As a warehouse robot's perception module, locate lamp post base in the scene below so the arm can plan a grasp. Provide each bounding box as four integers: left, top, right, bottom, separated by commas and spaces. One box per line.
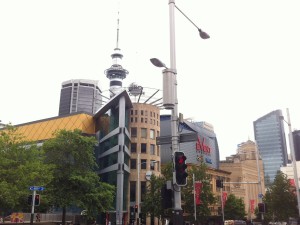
172, 209, 183, 225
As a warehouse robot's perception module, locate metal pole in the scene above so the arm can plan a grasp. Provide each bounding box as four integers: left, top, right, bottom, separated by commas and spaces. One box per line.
168, 1, 183, 224
30, 190, 36, 225
137, 153, 140, 225
286, 108, 300, 216
193, 174, 196, 221
221, 187, 224, 224
255, 146, 264, 221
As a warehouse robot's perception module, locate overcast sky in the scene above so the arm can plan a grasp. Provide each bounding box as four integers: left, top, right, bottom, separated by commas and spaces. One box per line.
1, 0, 300, 160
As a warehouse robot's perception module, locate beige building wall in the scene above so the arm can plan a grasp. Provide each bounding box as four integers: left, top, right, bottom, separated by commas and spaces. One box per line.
205, 167, 231, 217
128, 103, 161, 224
220, 140, 265, 220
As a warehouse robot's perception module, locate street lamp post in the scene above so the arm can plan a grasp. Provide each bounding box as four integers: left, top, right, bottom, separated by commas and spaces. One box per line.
281, 108, 300, 216
136, 153, 157, 225
150, 1, 209, 224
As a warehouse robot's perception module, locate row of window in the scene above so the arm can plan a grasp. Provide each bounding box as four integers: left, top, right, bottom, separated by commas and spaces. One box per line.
131, 127, 159, 139
131, 109, 159, 119
130, 142, 160, 155
130, 159, 160, 171
130, 117, 159, 126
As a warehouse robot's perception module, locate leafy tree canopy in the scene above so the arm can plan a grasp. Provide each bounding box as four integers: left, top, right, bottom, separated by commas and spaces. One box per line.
224, 194, 246, 220
182, 163, 216, 224
0, 124, 53, 213
42, 129, 115, 220
262, 171, 297, 222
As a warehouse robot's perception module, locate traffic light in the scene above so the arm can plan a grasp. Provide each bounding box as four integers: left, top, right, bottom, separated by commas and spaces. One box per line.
258, 203, 265, 213
161, 184, 173, 209
27, 195, 33, 205
139, 213, 146, 225
134, 204, 138, 213
35, 194, 40, 206
129, 206, 135, 223
174, 151, 188, 186
27, 194, 40, 206
216, 179, 223, 188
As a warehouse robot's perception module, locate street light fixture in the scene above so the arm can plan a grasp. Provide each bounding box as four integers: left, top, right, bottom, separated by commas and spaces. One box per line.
280, 108, 300, 217
136, 153, 158, 225
150, 1, 209, 224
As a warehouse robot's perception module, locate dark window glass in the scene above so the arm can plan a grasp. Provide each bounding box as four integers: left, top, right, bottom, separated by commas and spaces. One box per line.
131, 143, 137, 153
131, 127, 137, 137
141, 143, 147, 153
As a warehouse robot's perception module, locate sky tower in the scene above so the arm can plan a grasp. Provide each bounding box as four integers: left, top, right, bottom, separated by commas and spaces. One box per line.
104, 15, 129, 98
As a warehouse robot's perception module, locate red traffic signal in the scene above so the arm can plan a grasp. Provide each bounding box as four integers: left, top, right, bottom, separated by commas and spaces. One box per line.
35, 194, 40, 206
258, 203, 265, 213
174, 151, 188, 186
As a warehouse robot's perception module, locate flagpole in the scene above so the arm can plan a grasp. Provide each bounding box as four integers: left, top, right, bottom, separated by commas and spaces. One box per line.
193, 174, 196, 221
221, 187, 224, 224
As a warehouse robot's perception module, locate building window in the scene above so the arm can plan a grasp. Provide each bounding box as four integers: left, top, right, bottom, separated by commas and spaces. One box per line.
130, 181, 136, 202
150, 160, 156, 170
131, 143, 137, 153
150, 129, 155, 139
141, 143, 147, 153
131, 110, 133, 115
145, 118, 148, 123
141, 181, 146, 201
135, 110, 138, 115
141, 128, 147, 138
131, 159, 137, 169
141, 110, 144, 115
157, 146, 160, 156
141, 118, 144, 123
145, 110, 148, 116
131, 127, 137, 137
150, 144, 155, 155
130, 117, 133, 123
141, 159, 147, 169
150, 111, 152, 117
135, 117, 138, 122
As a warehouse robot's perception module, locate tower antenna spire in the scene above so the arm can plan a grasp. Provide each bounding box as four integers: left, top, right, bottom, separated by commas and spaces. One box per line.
116, 11, 120, 49
104, 6, 129, 98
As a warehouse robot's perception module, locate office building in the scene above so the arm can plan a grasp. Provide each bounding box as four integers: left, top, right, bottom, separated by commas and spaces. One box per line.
253, 109, 288, 185
220, 140, 265, 220
58, 79, 102, 116
160, 116, 220, 169
292, 130, 300, 161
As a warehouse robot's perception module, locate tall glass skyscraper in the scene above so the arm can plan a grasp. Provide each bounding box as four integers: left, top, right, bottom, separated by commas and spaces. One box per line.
253, 109, 288, 185
58, 79, 102, 116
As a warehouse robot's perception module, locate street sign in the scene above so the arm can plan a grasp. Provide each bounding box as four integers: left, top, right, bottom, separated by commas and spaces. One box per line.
29, 186, 45, 191
156, 132, 198, 145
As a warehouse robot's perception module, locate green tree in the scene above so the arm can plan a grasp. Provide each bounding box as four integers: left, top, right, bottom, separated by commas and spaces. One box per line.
42, 129, 115, 224
224, 194, 246, 220
182, 163, 216, 224
141, 175, 165, 225
0, 124, 53, 214
261, 171, 297, 223
140, 162, 173, 224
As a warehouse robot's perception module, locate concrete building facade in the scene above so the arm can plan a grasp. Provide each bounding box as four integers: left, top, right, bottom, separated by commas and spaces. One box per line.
58, 79, 102, 116
220, 140, 265, 220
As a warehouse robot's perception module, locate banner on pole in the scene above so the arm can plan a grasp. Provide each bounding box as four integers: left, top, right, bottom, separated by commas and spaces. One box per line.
250, 199, 255, 213
222, 192, 228, 206
195, 182, 202, 205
